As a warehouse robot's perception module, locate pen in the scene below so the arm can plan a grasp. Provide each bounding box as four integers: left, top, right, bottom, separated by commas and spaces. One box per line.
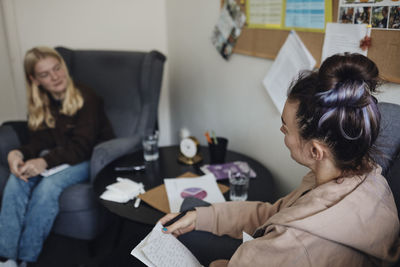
204, 131, 212, 144
211, 131, 218, 145
114, 165, 145, 172
163, 210, 188, 227
134, 197, 141, 208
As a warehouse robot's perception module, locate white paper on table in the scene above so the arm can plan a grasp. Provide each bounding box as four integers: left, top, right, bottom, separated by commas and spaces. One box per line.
40, 164, 70, 177
243, 231, 254, 243
100, 178, 144, 203
99, 190, 131, 203
164, 173, 226, 213
131, 222, 202, 267
262, 30, 316, 114
106, 178, 143, 198
321, 23, 370, 63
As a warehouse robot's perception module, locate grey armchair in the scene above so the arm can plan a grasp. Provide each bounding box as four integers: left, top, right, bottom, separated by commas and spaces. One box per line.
0, 47, 166, 240
375, 102, 400, 220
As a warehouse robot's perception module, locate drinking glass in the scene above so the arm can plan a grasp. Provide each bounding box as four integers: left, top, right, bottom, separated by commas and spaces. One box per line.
229, 170, 250, 201
142, 131, 159, 161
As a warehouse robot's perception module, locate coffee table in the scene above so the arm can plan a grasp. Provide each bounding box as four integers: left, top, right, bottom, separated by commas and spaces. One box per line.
93, 145, 277, 225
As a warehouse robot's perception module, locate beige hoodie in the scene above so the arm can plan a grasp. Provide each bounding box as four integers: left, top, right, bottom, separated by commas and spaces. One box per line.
195, 166, 400, 267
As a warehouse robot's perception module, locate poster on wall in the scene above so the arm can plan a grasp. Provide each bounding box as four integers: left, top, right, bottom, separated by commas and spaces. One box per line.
246, 0, 333, 32
211, 0, 246, 60
338, 0, 400, 30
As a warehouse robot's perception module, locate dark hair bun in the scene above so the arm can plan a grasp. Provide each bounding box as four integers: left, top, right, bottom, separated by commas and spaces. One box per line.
287, 53, 381, 175
318, 53, 379, 94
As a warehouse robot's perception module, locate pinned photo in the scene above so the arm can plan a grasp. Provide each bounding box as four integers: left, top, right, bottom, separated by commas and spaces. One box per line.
354, 7, 371, 24
389, 6, 400, 29
211, 0, 246, 60
339, 7, 355, 23
372, 6, 389, 28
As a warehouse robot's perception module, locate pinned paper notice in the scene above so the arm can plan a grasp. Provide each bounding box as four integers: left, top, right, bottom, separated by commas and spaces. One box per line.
322, 23, 370, 63
262, 30, 316, 114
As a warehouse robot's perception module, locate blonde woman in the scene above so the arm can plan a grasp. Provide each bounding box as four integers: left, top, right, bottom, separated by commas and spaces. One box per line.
0, 46, 114, 266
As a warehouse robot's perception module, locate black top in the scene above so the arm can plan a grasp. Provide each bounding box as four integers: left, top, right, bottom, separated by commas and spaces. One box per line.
19, 85, 114, 168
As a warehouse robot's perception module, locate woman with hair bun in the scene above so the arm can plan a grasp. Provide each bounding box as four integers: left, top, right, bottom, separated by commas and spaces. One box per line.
160, 53, 400, 266
0, 46, 114, 266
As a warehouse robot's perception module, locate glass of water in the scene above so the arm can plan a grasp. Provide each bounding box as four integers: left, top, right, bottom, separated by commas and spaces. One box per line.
229, 170, 250, 201
142, 131, 159, 161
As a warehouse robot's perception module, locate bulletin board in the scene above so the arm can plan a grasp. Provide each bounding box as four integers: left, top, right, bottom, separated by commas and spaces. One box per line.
223, 0, 400, 84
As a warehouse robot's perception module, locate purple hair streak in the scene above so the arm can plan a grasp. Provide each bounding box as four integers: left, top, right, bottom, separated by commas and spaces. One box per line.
287, 53, 381, 174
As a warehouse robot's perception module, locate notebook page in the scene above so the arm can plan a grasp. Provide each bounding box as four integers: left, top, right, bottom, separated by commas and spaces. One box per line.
132, 222, 202, 267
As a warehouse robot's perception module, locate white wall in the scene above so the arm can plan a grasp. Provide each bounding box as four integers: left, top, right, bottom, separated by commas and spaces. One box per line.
1, 0, 172, 145
166, 0, 400, 194
2, 0, 400, 195
0, 2, 19, 122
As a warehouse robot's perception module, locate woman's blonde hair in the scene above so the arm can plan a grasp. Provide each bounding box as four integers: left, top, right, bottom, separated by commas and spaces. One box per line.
24, 46, 83, 130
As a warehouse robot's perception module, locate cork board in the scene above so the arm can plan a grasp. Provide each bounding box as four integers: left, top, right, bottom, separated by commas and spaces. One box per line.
225, 0, 400, 84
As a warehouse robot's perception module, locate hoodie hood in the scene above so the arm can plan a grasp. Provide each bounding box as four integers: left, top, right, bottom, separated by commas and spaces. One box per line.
267, 166, 400, 263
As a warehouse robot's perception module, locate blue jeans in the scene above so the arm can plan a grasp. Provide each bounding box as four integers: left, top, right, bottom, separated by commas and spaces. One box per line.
0, 161, 89, 262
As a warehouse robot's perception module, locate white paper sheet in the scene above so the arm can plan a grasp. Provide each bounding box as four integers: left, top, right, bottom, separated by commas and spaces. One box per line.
40, 164, 70, 177
262, 30, 316, 114
164, 174, 226, 213
247, 0, 282, 26
131, 222, 202, 267
242, 231, 254, 243
100, 178, 144, 203
321, 23, 369, 63
285, 0, 326, 30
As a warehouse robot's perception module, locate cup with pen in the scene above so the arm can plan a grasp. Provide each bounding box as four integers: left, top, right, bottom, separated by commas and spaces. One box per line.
205, 131, 228, 164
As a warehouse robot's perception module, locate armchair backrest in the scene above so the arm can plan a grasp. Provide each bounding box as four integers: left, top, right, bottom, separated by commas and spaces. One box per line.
55, 47, 166, 139
374, 102, 400, 176
375, 102, 400, 220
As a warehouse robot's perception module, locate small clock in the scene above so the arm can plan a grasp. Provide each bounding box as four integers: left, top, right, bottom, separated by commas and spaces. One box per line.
178, 136, 203, 165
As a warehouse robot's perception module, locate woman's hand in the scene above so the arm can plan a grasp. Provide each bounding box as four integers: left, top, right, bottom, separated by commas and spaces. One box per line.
7, 150, 24, 177
159, 210, 197, 237
19, 158, 48, 182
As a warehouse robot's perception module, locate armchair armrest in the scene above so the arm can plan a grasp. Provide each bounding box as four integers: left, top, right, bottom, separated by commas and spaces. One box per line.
90, 135, 142, 182
0, 124, 22, 167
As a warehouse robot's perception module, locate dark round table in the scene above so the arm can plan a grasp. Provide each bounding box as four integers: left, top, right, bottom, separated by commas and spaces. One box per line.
94, 145, 277, 225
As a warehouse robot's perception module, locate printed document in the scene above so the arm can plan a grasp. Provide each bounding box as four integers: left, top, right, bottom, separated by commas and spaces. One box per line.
247, 0, 282, 27
263, 30, 316, 114
322, 23, 369, 63
164, 173, 226, 213
41, 164, 70, 177
131, 222, 202, 267
285, 0, 327, 30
